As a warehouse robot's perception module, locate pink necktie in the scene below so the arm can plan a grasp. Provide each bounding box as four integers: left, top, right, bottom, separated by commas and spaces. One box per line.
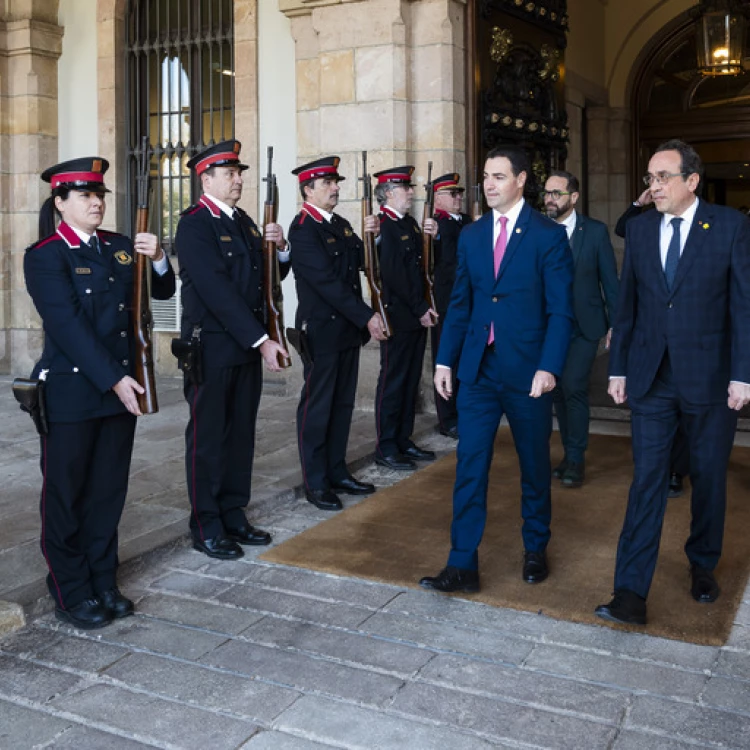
488, 216, 508, 344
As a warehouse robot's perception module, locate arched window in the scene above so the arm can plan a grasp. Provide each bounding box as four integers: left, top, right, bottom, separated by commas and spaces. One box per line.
126, 0, 234, 254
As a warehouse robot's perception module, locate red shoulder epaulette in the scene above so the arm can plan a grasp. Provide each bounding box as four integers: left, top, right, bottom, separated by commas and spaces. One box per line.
433, 209, 450, 220
27, 234, 58, 251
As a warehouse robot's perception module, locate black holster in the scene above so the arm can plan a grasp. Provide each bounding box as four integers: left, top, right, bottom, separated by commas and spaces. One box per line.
12, 378, 48, 436
286, 326, 312, 366
171, 326, 204, 385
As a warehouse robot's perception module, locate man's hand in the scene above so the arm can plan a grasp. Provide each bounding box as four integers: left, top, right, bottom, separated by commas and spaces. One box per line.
434, 367, 452, 400
728, 382, 750, 411
422, 218, 438, 237
529, 370, 555, 398
264, 222, 287, 250
367, 313, 388, 341
420, 308, 438, 328
134, 232, 164, 262
635, 188, 653, 208
113, 376, 145, 416
259, 339, 289, 372
604, 328, 613, 350
364, 214, 380, 237
608, 376, 627, 405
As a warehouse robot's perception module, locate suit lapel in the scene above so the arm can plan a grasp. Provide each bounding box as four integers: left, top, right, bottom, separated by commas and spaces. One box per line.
494, 201, 530, 285
671, 200, 712, 295
570, 214, 584, 265
640, 210, 669, 296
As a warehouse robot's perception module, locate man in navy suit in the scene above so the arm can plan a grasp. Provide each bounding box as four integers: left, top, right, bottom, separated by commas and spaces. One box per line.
419, 146, 574, 592
596, 139, 750, 626
544, 171, 619, 488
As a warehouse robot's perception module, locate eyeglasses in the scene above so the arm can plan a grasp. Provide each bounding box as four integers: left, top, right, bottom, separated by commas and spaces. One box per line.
540, 190, 571, 200
642, 172, 686, 186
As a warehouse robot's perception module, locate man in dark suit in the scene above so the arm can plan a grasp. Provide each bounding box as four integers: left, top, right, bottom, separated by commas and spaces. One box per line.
544, 171, 619, 488
596, 139, 750, 626
288, 156, 387, 512
374, 166, 438, 471
175, 140, 289, 560
431, 173, 473, 440
419, 146, 574, 593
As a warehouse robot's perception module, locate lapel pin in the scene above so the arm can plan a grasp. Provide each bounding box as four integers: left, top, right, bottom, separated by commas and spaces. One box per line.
515, 228, 521, 234
702, 222, 710, 229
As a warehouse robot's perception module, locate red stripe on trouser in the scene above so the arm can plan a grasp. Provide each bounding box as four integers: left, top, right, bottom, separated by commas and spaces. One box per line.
376, 341, 389, 456
40, 435, 65, 609
298, 363, 315, 490
190, 384, 205, 540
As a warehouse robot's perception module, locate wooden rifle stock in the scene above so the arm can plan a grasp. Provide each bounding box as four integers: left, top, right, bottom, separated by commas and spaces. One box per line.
360, 152, 392, 338
421, 161, 437, 311
262, 146, 292, 368
132, 137, 159, 415
472, 166, 482, 219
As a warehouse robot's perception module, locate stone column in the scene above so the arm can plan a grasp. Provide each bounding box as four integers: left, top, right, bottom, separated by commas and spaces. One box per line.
0, 2, 63, 374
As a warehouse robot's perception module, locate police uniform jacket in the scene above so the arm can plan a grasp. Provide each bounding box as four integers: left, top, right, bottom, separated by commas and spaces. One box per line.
24, 221, 176, 423
176, 195, 290, 368
378, 207, 430, 332
433, 209, 472, 315
289, 202, 373, 356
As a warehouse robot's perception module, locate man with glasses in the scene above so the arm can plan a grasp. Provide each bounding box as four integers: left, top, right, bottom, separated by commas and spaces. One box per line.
373, 166, 438, 470
596, 139, 750, 626
543, 171, 618, 488
431, 173, 474, 439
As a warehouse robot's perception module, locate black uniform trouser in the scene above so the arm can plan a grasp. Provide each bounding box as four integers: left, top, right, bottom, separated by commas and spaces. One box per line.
184, 361, 262, 541
431, 318, 458, 431
40, 412, 136, 610
297, 346, 360, 491
375, 328, 427, 457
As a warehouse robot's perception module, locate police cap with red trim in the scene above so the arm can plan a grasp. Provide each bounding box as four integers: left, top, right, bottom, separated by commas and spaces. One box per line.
432, 172, 465, 193
187, 140, 248, 175
373, 165, 415, 186
292, 156, 345, 183
41, 157, 111, 193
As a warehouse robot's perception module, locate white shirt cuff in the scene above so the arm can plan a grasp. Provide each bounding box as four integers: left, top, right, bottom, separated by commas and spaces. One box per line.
152, 254, 170, 276
252, 334, 269, 349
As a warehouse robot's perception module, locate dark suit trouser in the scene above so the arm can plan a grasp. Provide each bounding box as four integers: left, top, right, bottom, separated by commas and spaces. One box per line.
431, 319, 459, 431
447, 348, 553, 571
552, 333, 599, 463
297, 346, 360, 491
375, 328, 427, 457
184, 362, 261, 541
614, 358, 737, 599
40, 413, 136, 609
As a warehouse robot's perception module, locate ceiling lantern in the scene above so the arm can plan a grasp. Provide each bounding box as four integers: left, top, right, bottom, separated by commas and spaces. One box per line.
695, 0, 748, 76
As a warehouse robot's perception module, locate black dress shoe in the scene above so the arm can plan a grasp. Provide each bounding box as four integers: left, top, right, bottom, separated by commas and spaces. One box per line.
439, 425, 459, 440
330, 476, 376, 495
690, 564, 720, 603
595, 589, 647, 625
561, 461, 584, 488
401, 445, 436, 461
100, 588, 134, 619
305, 489, 343, 511
375, 454, 416, 471
55, 598, 112, 630
668, 472, 683, 498
419, 566, 480, 593
226, 523, 272, 546
193, 535, 244, 560
522, 551, 549, 583
552, 459, 568, 479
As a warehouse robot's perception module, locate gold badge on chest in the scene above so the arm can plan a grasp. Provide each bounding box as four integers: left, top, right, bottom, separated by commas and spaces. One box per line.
251, 228, 261, 238
344, 227, 353, 237
114, 250, 133, 265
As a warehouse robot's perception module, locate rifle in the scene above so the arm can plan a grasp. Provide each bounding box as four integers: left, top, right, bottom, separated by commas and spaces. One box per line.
262, 146, 292, 368
422, 161, 437, 311
360, 152, 392, 338
132, 136, 159, 415
472, 165, 483, 219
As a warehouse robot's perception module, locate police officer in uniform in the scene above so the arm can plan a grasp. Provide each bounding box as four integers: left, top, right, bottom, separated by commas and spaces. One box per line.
23, 157, 176, 629
431, 173, 473, 440
175, 140, 289, 560
374, 166, 438, 470
289, 156, 388, 511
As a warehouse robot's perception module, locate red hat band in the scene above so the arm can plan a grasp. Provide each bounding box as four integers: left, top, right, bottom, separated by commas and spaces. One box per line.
195, 150, 240, 175
376, 172, 413, 184
51, 171, 106, 189
297, 165, 339, 183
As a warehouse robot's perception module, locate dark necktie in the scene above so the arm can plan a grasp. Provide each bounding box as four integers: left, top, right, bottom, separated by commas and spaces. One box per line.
89, 235, 100, 254
664, 217, 682, 291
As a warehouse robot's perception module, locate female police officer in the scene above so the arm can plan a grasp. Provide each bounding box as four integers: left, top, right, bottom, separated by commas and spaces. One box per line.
23, 157, 175, 629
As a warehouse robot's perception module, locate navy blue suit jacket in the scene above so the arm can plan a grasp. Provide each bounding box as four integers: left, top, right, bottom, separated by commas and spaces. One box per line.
437, 201, 574, 392
609, 199, 750, 404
